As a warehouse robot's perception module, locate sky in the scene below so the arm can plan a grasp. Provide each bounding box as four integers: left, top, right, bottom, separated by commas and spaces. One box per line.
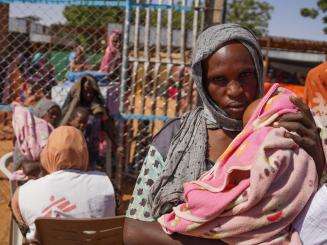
9, 0, 327, 41
265, 0, 326, 41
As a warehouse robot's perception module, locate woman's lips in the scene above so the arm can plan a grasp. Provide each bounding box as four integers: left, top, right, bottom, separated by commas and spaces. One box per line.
227, 103, 246, 113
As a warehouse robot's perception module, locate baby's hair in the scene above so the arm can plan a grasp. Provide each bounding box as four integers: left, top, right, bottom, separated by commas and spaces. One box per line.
69, 107, 90, 122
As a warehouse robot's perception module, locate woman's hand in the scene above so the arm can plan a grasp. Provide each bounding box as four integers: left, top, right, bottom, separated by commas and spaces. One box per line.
273, 96, 325, 180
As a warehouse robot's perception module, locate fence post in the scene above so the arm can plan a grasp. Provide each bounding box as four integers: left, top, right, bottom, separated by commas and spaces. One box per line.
204, 0, 226, 27
117, 0, 132, 190
120, 0, 131, 115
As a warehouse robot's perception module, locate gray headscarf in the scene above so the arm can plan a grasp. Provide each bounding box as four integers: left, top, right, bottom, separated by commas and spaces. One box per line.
32, 98, 59, 118
149, 24, 264, 218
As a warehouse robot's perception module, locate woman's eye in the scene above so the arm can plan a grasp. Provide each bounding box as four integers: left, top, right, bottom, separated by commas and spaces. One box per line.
239, 71, 255, 79
212, 77, 228, 85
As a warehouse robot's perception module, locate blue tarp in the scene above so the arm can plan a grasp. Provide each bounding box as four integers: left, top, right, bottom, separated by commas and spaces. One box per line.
0, 0, 126, 7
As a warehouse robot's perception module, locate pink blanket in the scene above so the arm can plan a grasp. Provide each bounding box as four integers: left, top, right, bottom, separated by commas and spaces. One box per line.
12, 103, 53, 161
158, 84, 318, 244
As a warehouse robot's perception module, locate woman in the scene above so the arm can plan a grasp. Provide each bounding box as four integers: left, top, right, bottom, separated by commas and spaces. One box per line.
304, 62, 327, 140
99, 30, 122, 77
124, 24, 325, 244
69, 45, 92, 72
3, 53, 27, 103
100, 30, 123, 120
29, 52, 56, 98
13, 98, 62, 172
11, 126, 116, 240
60, 75, 119, 168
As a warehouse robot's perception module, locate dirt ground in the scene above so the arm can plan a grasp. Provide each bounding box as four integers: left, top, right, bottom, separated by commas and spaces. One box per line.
0, 139, 14, 245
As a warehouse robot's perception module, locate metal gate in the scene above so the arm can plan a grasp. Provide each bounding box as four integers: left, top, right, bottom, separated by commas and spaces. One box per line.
117, 0, 206, 182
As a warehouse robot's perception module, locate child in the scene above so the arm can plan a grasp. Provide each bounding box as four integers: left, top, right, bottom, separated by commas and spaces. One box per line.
157, 84, 317, 244
67, 106, 90, 132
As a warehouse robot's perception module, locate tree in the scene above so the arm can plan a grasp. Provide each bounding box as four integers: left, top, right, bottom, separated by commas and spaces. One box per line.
63, 6, 124, 28
226, 0, 274, 36
63, 4, 194, 29
300, 0, 327, 34
62, 4, 194, 46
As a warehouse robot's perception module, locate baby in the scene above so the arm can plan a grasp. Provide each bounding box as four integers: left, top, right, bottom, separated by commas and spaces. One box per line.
67, 107, 90, 132
158, 84, 317, 244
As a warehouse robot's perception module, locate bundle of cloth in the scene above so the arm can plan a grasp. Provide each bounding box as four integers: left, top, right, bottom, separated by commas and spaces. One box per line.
12, 103, 53, 162
158, 84, 318, 244
12, 102, 54, 180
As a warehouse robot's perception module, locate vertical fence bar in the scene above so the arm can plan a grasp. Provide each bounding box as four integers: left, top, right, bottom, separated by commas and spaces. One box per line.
140, 0, 151, 116
120, 0, 131, 115
131, 0, 141, 112
187, 0, 200, 110
164, 0, 173, 116
118, 0, 132, 189
151, 0, 163, 133
125, 0, 141, 169
175, 0, 186, 116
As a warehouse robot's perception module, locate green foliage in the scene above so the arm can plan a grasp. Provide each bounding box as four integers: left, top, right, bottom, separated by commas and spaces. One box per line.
301, 8, 319, 18
63, 4, 193, 29
226, 0, 274, 37
301, 0, 327, 34
63, 0, 274, 40
63, 6, 124, 27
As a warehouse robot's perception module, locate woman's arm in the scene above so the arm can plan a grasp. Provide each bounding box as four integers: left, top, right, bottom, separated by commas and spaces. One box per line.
11, 189, 25, 225
274, 96, 326, 180
124, 218, 225, 245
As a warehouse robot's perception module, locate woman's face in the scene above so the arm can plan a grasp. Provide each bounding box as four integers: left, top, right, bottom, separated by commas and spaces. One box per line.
203, 42, 258, 120
111, 34, 122, 50
82, 80, 96, 104
42, 106, 61, 127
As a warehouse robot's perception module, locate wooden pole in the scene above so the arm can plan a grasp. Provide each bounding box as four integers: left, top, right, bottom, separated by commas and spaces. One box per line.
205, 0, 226, 27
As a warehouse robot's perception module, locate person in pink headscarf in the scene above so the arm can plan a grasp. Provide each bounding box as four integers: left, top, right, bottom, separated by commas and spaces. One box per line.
99, 30, 122, 79
100, 30, 124, 126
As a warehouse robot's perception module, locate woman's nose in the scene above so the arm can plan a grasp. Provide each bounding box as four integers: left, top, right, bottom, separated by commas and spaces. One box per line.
226, 80, 243, 98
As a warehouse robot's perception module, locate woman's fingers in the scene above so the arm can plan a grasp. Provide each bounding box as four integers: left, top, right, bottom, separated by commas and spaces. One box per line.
273, 121, 316, 139
276, 112, 313, 129
290, 96, 315, 122
284, 131, 316, 150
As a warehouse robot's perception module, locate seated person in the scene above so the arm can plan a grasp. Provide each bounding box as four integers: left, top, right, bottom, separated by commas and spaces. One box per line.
156, 84, 317, 243
69, 45, 92, 72
67, 106, 90, 132
11, 126, 116, 240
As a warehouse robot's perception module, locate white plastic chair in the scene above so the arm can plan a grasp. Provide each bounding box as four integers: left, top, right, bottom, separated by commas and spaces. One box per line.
0, 152, 24, 245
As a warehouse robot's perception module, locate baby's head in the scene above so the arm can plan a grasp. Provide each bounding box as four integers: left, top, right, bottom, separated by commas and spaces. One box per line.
243, 99, 261, 127
68, 107, 90, 131
22, 161, 41, 179
243, 91, 297, 127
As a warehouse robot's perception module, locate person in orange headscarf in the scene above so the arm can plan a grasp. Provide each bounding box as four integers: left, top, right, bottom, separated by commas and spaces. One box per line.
304, 61, 327, 167
11, 126, 116, 240
304, 62, 327, 129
